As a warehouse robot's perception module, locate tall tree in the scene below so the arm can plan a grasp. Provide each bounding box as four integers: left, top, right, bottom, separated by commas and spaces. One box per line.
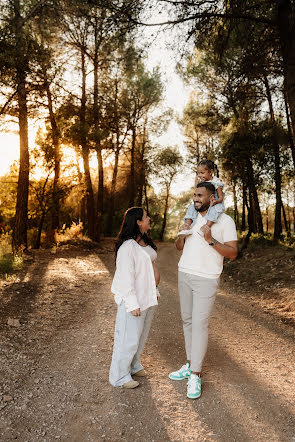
0, 0, 56, 251
152, 147, 182, 241
121, 55, 163, 206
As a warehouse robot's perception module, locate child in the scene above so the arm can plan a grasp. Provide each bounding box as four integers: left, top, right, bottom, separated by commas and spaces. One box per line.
109, 207, 159, 389
179, 159, 225, 235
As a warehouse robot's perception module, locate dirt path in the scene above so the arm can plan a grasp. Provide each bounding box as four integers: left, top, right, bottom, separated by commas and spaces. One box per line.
0, 240, 294, 442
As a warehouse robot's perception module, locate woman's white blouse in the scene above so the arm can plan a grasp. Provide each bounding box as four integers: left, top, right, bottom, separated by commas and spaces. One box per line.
111, 239, 158, 312
141, 245, 157, 262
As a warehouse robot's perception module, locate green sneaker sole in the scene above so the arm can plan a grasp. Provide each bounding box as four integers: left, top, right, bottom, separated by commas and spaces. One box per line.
187, 392, 201, 399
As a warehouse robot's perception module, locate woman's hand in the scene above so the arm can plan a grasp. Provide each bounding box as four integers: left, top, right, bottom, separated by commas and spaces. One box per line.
131, 308, 141, 317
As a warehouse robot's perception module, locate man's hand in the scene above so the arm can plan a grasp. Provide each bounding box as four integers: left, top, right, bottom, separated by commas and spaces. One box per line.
131, 308, 140, 317
201, 225, 238, 260
175, 232, 186, 251
202, 225, 213, 243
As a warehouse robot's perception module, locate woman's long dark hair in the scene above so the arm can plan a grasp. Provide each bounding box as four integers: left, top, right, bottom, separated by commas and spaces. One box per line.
115, 207, 157, 256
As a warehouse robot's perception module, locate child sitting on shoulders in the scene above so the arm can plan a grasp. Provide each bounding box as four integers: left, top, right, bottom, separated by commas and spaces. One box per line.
181, 159, 225, 235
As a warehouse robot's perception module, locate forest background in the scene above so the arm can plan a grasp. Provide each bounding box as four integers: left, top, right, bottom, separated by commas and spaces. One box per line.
0, 0, 295, 262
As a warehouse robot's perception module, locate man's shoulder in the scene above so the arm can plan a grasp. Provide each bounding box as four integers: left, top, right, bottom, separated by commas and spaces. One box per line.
217, 213, 236, 227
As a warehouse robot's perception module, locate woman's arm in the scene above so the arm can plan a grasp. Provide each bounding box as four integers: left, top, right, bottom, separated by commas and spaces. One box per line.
115, 244, 140, 314
153, 262, 160, 286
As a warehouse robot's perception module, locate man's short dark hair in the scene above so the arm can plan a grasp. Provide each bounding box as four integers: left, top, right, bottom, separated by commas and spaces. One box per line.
197, 181, 215, 195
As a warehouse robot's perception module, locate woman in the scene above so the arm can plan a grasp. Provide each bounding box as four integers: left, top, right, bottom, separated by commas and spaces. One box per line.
109, 207, 160, 389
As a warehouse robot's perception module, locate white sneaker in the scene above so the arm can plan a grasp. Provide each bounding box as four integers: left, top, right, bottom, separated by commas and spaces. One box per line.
177, 230, 193, 237
169, 363, 191, 380
187, 374, 202, 399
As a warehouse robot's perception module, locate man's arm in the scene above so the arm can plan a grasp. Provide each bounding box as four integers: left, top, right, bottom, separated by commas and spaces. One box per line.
202, 225, 238, 260
175, 222, 191, 251
175, 235, 185, 251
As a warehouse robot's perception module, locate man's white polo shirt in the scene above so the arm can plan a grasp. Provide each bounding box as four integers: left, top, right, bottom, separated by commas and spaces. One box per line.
178, 212, 237, 279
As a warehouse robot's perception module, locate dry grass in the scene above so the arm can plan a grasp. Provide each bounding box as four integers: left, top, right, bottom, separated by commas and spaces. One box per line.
0, 233, 23, 278
222, 239, 295, 324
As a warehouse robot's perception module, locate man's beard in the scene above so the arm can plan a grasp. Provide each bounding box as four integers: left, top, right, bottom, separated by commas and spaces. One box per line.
194, 201, 210, 213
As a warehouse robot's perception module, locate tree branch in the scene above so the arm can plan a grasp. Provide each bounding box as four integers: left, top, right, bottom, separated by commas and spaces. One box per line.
123, 11, 275, 27
0, 92, 17, 116
21, 0, 47, 26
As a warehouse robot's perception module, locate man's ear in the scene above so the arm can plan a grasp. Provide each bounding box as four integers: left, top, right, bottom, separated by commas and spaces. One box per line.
209, 193, 215, 203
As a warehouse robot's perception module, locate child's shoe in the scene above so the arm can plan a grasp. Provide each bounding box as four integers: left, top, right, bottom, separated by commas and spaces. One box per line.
177, 229, 193, 237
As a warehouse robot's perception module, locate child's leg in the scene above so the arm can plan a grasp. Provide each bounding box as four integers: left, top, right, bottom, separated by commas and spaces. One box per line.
206, 206, 220, 223
109, 302, 146, 387
200, 206, 219, 233
131, 306, 155, 374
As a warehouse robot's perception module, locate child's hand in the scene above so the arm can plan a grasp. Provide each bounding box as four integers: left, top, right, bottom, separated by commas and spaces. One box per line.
210, 199, 217, 207
180, 223, 190, 230
131, 308, 141, 317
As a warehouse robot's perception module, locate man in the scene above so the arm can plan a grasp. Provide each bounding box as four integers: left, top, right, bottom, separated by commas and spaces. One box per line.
169, 182, 238, 399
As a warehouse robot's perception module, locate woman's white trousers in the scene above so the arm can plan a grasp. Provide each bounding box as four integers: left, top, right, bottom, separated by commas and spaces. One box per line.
109, 302, 155, 387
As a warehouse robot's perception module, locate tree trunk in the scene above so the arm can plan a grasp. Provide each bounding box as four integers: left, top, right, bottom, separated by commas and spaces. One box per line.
35, 209, 46, 249
129, 125, 136, 207
278, 0, 295, 159
93, 52, 103, 241
241, 181, 247, 231
240, 188, 254, 253
105, 147, 120, 236
283, 87, 295, 169
266, 206, 269, 232
136, 125, 147, 206
263, 74, 282, 239
12, 1, 29, 252
247, 158, 264, 234
232, 180, 239, 229
159, 186, 170, 241
281, 201, 290, 237
75, 149, 85, 224
96, 146, 104, 240
45, 80, 61, 236
144, 179, 149, 216
80, 49, 95, 240
136, 149, 145, 206
249, 191, 257, 234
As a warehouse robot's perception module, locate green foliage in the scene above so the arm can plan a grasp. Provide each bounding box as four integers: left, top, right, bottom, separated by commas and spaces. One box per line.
0, 233, 23, 278
0, 164, 18, 224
